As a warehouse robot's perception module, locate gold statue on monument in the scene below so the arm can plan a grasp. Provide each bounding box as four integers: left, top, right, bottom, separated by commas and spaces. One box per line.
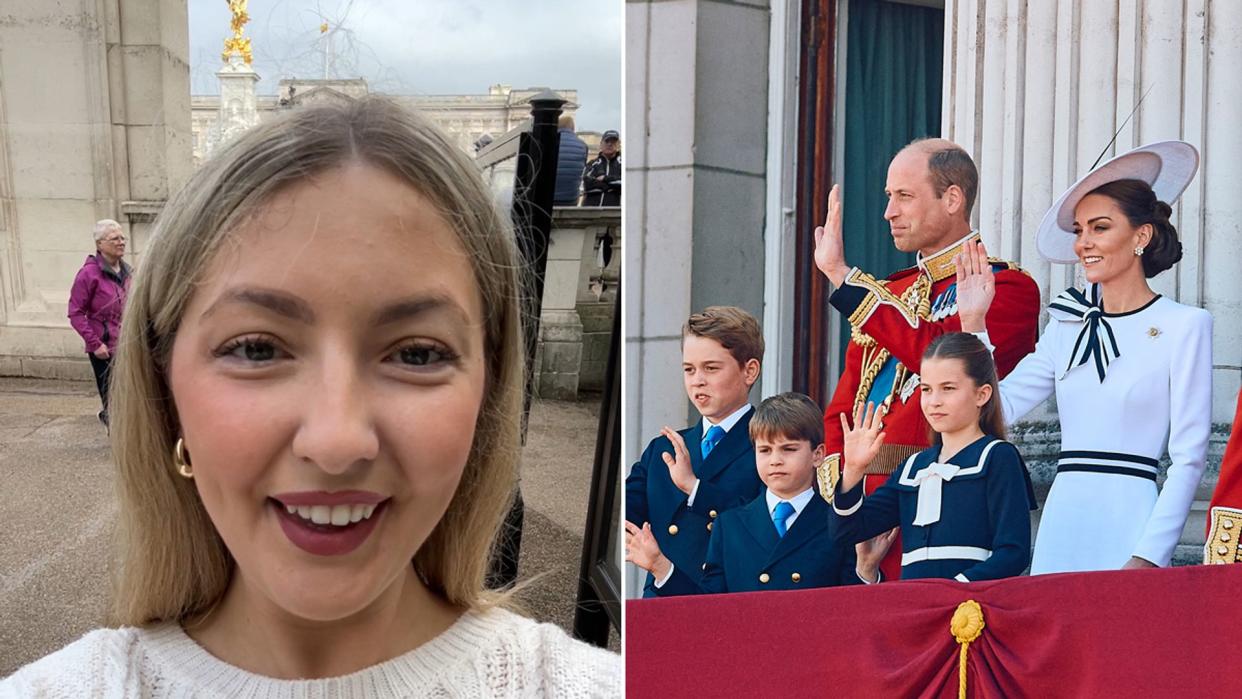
222, 0, 253, 64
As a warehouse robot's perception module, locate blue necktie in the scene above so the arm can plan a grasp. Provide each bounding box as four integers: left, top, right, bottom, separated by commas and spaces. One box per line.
701, 425, 725, 459
773, 501, 795, 538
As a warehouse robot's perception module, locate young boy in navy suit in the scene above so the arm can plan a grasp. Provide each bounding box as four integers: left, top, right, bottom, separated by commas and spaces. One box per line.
632, 393, 891, 593
624, 306, 766, 597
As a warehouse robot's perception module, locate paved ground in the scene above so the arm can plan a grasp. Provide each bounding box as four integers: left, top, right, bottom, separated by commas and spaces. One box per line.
0, 377, 616, 676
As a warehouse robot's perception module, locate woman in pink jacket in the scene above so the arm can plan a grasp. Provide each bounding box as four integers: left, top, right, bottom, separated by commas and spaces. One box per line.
67, 219, 132, 428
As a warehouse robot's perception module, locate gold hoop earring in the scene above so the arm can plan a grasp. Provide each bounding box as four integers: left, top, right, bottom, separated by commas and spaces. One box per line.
174, 437, 194, 479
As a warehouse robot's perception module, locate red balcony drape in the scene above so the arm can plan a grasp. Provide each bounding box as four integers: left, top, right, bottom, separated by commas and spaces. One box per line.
626, 565, 1242, 697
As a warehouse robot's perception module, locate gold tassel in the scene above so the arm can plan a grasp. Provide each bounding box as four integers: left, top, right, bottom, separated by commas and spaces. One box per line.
950, 600, 985, 699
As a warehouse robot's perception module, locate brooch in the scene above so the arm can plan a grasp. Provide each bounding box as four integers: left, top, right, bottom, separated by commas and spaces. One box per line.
1148, 327, 1161, 338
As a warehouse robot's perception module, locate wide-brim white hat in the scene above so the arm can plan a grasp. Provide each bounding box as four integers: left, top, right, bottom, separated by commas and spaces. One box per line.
1036, 140, 1199, 264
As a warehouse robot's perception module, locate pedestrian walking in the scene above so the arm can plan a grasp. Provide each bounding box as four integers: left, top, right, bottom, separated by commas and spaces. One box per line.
67, 219, 131, 429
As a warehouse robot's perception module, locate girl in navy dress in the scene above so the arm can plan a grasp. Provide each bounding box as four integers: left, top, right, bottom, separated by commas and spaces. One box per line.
831, 332, 1036, 582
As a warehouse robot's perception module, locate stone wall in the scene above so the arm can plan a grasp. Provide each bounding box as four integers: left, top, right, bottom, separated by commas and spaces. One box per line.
0, 0, 190, 380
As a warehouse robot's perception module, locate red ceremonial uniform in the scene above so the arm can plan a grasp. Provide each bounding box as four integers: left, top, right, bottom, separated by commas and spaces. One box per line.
1205, 388, 1242, 563
817, 233, 1041, 581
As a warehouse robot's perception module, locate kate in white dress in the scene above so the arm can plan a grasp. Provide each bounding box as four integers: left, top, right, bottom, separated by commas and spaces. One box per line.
993, 286, 1211, 572
957, 141, 1211, 574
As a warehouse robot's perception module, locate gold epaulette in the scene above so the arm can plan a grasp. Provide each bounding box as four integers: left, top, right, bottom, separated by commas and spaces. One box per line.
817, 444, 925, 504
986, 256, 1034, 279
1205, 507, 1242, 564
816, 454, 841, 503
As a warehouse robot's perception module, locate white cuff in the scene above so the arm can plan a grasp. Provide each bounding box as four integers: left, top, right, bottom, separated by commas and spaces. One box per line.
686, 479, 701, 507
857, 568, 881, 585
653, 562, 675, 587
971, 330, 995, 354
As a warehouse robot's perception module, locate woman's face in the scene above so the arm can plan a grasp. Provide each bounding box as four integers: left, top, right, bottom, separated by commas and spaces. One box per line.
1072, 193, 1151, 285
167, 163, 488, 622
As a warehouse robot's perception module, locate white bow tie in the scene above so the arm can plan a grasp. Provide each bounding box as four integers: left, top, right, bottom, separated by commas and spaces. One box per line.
911, 462, 961, 526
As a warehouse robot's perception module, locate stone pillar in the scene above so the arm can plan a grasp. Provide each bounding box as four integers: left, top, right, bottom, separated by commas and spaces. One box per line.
535, 220, 588, 400
210, 53, 260, 155
112, 0, 192, 266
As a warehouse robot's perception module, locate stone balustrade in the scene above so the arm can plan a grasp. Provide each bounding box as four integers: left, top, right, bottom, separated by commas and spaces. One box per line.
534, 207, 621, 400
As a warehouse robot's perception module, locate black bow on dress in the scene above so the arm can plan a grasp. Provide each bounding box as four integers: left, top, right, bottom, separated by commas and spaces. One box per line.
1048, 285, 1120, 383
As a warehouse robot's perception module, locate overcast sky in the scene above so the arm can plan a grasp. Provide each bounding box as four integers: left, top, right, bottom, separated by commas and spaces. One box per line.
188, 0, 622, 132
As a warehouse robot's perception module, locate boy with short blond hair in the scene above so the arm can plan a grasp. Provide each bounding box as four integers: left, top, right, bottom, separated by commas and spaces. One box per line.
624, 306, 766, 597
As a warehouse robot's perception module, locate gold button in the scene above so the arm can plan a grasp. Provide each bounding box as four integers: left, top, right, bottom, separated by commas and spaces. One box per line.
1221, 532, 1231, 543
759, 573, 770, 584
709, 510, 718, 519
1218, 546, 1229, 556
668, 524, 679, 536
1225, 520, 1235, 530
791, 573, 801, 583
706, 522, 713, 532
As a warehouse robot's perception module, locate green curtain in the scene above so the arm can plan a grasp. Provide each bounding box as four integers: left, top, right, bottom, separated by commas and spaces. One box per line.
839, 0, 943, 363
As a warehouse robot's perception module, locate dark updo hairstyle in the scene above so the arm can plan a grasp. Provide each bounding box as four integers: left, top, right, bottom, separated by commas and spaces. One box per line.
1083, 178, 1182, 278
922, 333, 1005, 443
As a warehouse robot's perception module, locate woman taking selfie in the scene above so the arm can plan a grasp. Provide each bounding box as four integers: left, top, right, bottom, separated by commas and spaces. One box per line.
3, 98, 620, 696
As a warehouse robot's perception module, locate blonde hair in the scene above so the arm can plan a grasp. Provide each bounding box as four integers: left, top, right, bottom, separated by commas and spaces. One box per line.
108, 97, 525, 625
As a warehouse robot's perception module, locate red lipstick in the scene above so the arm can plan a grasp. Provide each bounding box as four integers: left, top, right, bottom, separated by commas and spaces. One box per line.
271, 496, 389, 556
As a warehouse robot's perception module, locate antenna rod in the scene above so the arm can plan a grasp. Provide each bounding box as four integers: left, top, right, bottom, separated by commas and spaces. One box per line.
1090, 83, 1156, 170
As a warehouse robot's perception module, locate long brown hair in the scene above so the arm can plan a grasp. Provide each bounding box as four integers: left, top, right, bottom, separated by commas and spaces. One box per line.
922, 332, 1006, 443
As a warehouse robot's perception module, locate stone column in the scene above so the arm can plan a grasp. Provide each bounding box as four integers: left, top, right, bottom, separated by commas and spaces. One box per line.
535, 217, 588, 400
211, 53, 261, 154
112, 0, 192, 266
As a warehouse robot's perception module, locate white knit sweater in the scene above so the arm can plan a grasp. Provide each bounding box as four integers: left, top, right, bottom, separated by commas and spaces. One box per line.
0, 607, 620, 697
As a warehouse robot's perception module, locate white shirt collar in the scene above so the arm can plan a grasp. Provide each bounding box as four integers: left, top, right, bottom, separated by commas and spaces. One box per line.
701, 403, 752, 435
765, 486, 815, 516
